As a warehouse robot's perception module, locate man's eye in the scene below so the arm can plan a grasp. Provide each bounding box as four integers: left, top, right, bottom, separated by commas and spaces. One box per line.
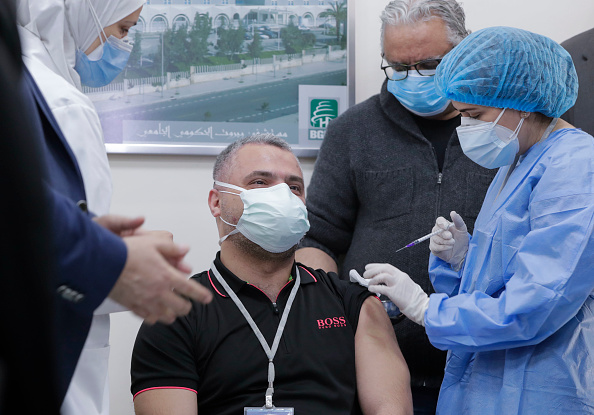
417, 60, 440, 71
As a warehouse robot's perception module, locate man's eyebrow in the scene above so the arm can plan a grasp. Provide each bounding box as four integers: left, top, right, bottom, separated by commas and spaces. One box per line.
286, 174, 304, 185
244, 171, 274, 181
243, 171, 304, 185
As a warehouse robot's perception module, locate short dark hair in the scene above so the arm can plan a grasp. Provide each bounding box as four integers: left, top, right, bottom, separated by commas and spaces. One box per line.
213, 134, 296, 182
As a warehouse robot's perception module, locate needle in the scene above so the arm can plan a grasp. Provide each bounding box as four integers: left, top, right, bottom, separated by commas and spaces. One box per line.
395, 223, 453, 253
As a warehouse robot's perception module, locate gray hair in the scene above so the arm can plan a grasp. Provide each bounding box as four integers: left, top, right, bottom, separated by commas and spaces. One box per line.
213, 134, 297, 181
380, 0, 469, 51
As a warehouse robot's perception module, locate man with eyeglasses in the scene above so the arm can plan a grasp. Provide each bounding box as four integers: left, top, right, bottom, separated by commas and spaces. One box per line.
296, 1, 497, 413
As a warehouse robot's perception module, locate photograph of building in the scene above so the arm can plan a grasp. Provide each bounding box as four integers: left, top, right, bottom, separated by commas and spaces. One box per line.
85, 0, 348, 153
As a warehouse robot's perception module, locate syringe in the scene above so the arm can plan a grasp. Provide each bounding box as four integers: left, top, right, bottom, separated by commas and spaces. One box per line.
395, 222, 453, 253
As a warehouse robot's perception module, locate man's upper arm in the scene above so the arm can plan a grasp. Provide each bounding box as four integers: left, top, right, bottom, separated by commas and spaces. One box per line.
134, 388, 197, 415
355, 297, 413, 415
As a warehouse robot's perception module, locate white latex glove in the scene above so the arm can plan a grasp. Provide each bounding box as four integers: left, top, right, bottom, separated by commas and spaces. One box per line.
363, 263, 429, 326
429, 210, 469, 271
349, 269, 369, 287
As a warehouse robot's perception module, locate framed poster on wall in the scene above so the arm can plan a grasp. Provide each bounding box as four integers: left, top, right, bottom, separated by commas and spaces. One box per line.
86, 0, 354, 157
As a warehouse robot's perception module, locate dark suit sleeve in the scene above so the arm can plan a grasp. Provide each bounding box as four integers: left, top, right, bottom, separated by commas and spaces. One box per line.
47, 185, 127, 315
47, 181, 128, 401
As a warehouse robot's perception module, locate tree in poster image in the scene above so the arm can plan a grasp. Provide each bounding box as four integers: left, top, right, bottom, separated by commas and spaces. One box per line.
281, 21, 316, 54
320, 0, 347, 45
169, 24, 191, 71
188, 12, 212, 64
151, 13, 211, 75
154, 24, 193, 72
247, 31, 262, 59
129, 31, 142, 70
153, 29, 174, 73
216, 25, 246, 61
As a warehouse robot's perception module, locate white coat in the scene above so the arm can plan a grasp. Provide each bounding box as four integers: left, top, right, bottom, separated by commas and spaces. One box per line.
17, 0, 144, 413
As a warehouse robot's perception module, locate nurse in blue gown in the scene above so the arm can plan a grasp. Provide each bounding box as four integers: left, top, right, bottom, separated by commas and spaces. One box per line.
362, 27, 594, 414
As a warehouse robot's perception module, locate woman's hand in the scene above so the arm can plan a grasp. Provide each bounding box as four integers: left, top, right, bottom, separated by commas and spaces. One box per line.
363, 263, 429, 326
429, 211, 469, 270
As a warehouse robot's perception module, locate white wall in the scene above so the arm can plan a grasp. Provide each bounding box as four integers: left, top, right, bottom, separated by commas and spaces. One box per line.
108, 1, 594, 413
355, 0, 594, 105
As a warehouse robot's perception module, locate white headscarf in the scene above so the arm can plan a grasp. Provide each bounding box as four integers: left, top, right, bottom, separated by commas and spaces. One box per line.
66, 0, 145, 53
17, 0, 76, 85
17, 0, 144, 87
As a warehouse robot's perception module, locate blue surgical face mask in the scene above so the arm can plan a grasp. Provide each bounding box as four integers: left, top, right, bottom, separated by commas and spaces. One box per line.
73, 1, 133, 87
215, 181, 310, 253
456, 108, 523, 169
75, 37, 132, 87
387, 70, 451, 117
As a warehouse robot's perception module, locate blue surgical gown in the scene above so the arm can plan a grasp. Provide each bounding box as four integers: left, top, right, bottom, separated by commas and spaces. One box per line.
426, 128, 594, 414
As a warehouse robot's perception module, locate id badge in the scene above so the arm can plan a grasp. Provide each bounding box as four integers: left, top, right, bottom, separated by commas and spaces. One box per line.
244, 407, 294, 414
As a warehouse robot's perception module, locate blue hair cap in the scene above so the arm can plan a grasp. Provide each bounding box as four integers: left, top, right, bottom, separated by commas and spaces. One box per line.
434, 26, 578, 117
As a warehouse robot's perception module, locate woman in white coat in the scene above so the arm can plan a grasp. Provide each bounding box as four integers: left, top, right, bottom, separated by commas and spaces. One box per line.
17, 0, 144, 413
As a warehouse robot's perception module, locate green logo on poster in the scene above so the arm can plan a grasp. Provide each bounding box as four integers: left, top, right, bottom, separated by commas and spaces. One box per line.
310, 99, 338, 128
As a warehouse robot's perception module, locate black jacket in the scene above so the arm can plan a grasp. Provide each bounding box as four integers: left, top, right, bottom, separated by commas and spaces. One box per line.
0, 1, 59, 412
561, 27, 594, 136
301, 80, 497, 388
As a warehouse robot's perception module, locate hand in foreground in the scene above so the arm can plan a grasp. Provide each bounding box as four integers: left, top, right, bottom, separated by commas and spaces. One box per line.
363, 263, 429, 326
93, 214, 145, 237
429, 210, 469, 270
108, 234, 213, 325
95, 215, 188, 271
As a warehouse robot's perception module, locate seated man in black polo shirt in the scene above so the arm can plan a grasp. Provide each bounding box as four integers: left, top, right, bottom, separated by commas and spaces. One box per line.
131, 134, 413, 415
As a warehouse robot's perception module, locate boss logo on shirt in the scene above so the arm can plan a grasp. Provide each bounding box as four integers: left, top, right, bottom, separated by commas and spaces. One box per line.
317, 316, 347, 329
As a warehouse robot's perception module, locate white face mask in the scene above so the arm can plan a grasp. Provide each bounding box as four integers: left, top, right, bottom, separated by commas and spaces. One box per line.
215, 181, 310, 253
456, 108, 524, 169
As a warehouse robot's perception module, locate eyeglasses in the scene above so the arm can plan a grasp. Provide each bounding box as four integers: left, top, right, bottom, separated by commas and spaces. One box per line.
381, 55, 443, 81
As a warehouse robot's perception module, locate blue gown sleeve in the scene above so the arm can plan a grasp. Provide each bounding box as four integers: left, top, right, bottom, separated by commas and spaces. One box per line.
428, 253, 463, 296
425, 141, 594, 352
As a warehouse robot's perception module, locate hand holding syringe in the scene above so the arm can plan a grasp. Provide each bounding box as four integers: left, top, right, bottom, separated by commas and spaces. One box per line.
395, 222, 454, 253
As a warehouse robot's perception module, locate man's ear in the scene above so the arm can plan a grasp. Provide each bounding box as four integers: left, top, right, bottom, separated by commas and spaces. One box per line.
208, 189, 221, 217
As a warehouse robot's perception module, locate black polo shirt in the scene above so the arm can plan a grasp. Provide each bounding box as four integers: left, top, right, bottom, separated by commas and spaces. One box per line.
131, 253, 374, 415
